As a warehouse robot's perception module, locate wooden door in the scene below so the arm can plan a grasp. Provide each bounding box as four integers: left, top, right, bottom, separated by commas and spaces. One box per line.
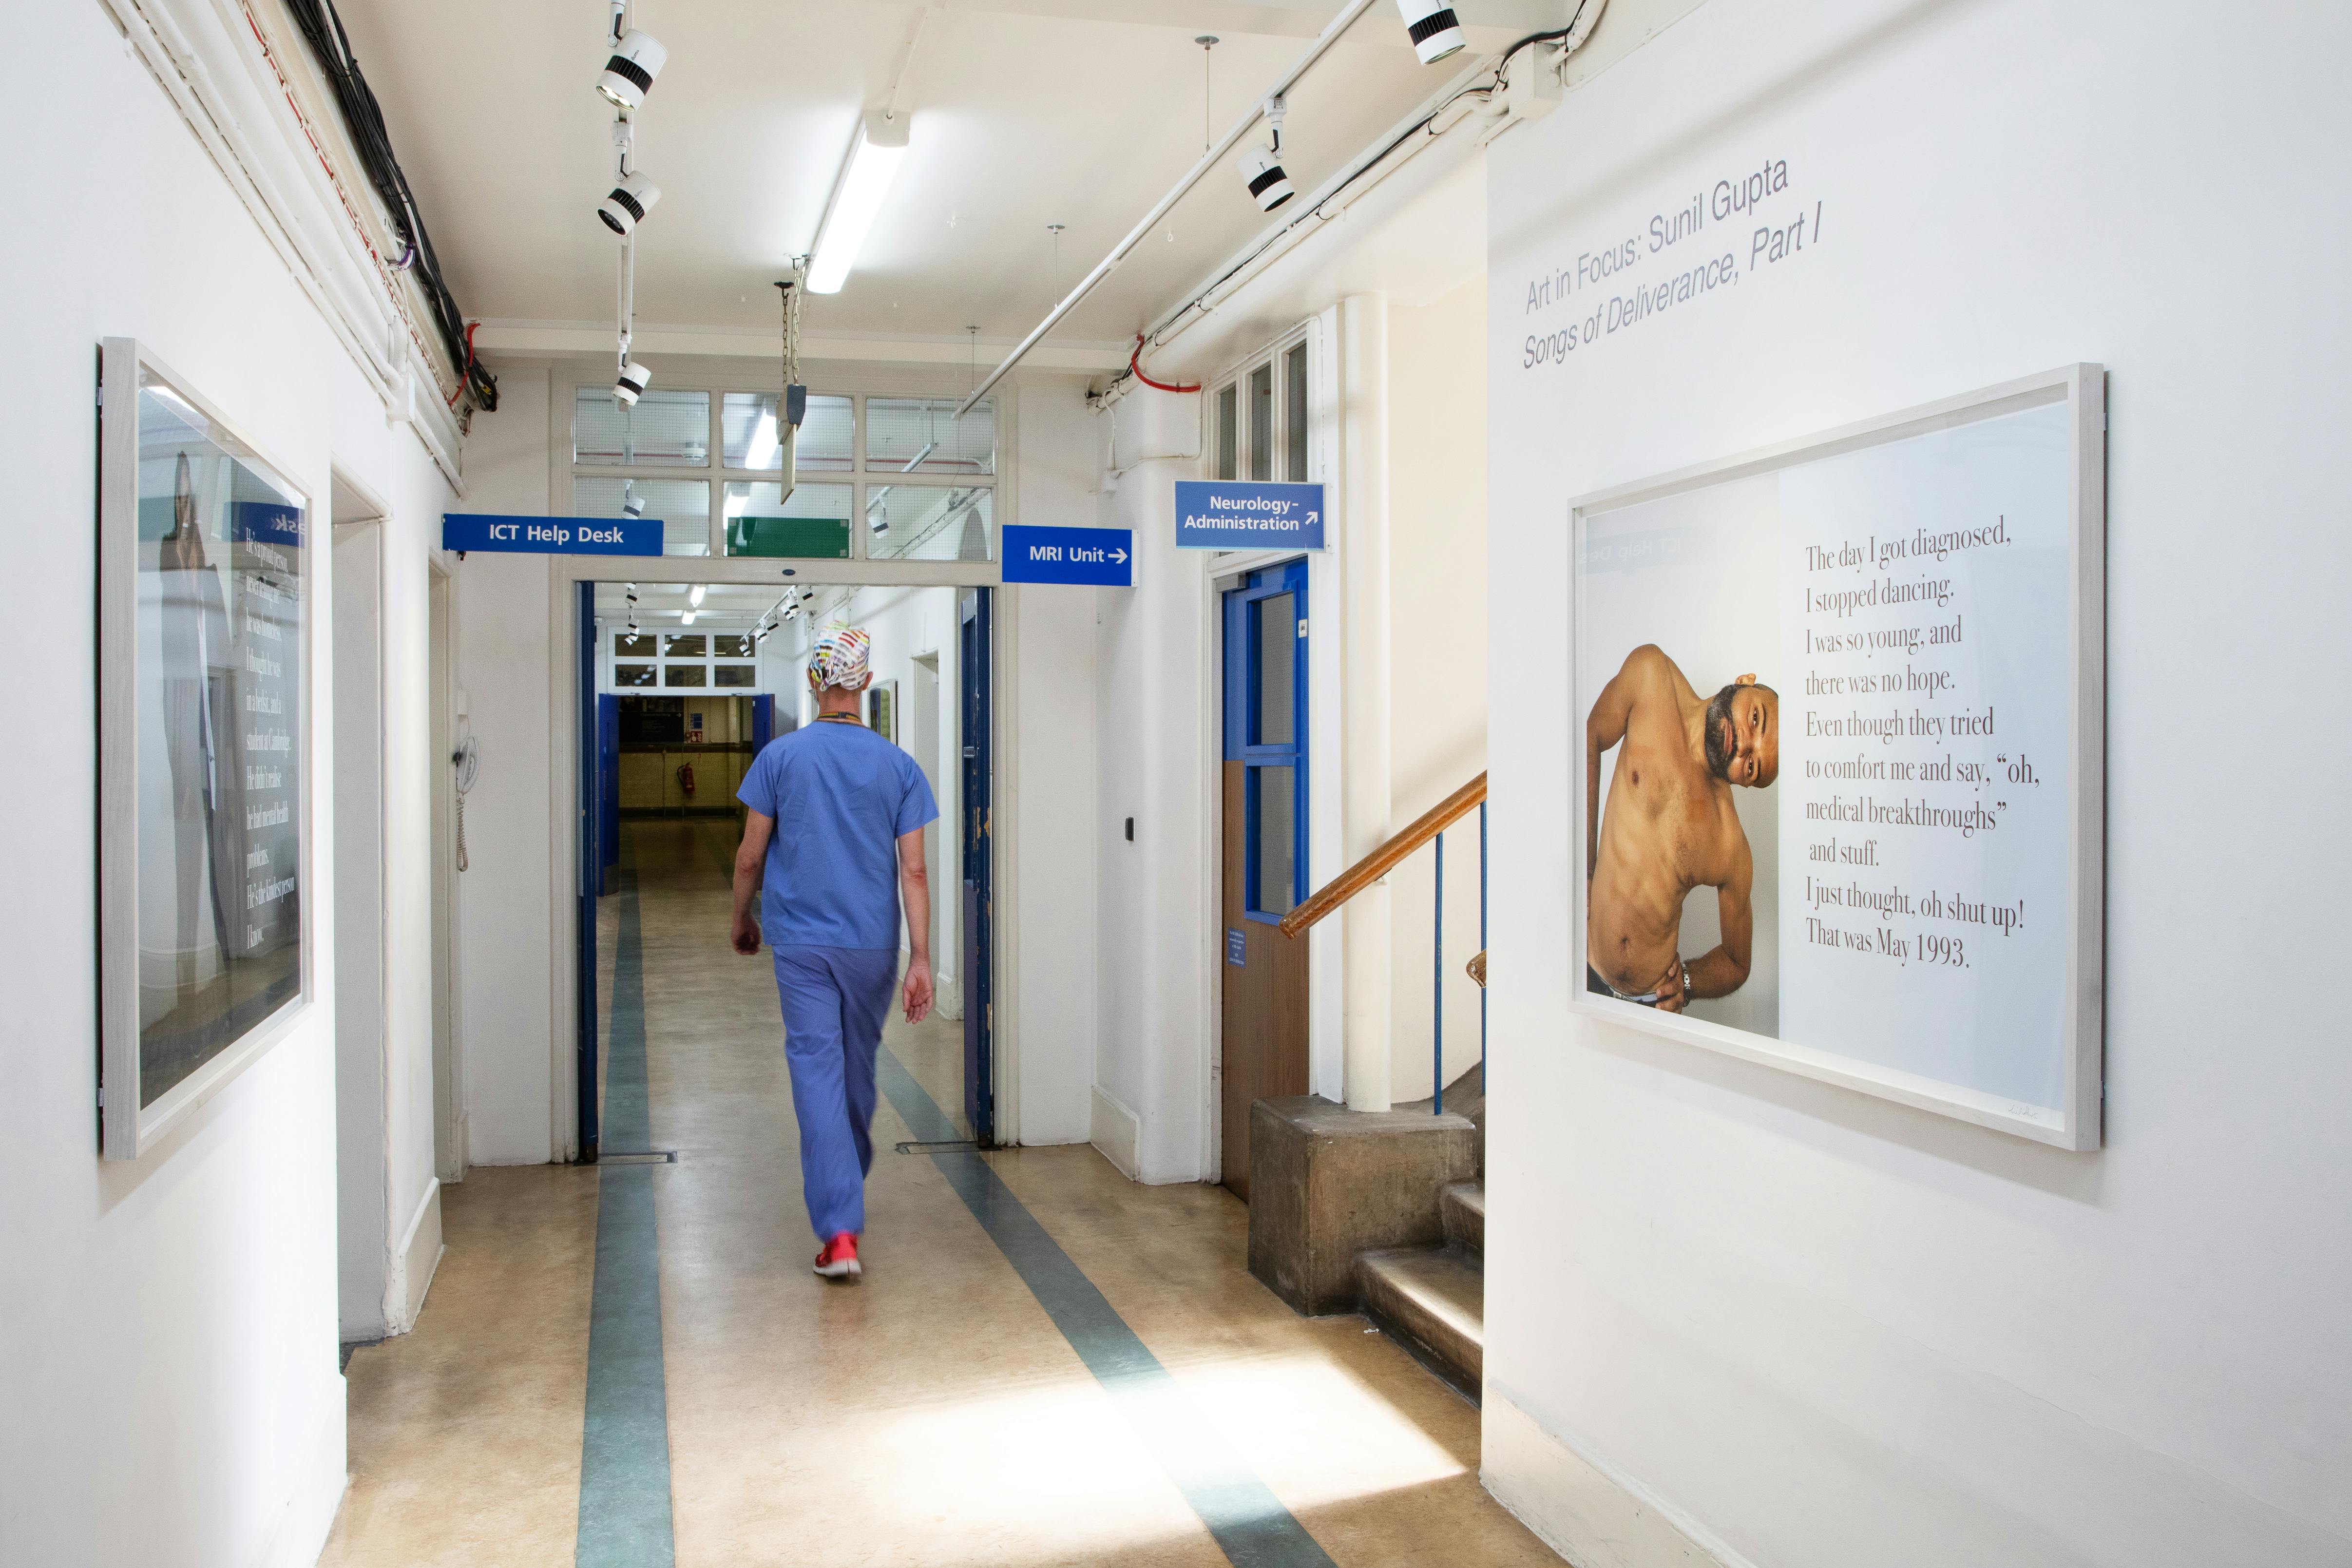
1220, 563, 1311, 1200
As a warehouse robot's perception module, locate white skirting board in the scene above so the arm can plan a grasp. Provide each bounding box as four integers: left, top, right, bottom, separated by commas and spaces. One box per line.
1482, 1388, 1749, 1568
256, 1401, 348, 1568
1090, 1086, 1142, 1180
390, 1179, 445, 1334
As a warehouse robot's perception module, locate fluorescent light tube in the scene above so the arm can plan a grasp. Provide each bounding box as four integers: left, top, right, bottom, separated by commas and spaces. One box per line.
744, 412, 779, 471
809, 111, 910, 295
688, 584, 708, 607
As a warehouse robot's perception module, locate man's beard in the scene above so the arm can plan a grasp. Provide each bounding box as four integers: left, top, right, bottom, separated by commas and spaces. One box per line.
1703, 685, 1738, 780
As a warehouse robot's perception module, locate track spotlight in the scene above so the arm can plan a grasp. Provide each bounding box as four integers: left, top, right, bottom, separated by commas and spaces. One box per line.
1238, 144, 1293, 212
597, 29, 668, 111
598, 173, 662, 236
1237, 95, 1294, 212
615, 360, 652, 406
1395, 0, 1465, 64
622, 483, 646, 518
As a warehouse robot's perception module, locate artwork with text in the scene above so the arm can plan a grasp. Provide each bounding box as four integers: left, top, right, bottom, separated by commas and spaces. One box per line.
1575, 392, 2082, 1120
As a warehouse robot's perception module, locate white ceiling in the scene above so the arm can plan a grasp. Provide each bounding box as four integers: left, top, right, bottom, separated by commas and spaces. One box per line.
334, 1, 1543, 348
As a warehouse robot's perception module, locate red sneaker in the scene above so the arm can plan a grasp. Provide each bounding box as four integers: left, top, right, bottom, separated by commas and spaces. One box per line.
813, 1233, 861, 1280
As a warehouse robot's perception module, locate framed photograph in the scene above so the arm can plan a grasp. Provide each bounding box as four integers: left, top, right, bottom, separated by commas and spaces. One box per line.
99, 339, 313, 1159
1570, 365, 2103, 1148
868, 677, 898, 745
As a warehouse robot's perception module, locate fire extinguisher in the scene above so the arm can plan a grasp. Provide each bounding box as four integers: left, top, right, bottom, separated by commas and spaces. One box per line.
677, 762, 696, 798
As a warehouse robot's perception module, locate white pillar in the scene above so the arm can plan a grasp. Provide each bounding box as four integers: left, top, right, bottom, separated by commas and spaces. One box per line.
1338, 293, 1392, 1112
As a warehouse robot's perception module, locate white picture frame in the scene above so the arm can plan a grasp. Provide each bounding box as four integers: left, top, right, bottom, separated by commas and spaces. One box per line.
1568, 364, 2104, 1149
99, 338, 316, 1160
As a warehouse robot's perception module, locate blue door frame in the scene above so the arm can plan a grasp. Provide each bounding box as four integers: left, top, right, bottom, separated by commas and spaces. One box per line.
575, 582, 602, 1161
1224, 560, 1310, 922
960, 588, 995, 1145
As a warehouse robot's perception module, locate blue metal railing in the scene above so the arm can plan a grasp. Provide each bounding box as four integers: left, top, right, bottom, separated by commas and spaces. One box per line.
1426, 801, 1491, 1114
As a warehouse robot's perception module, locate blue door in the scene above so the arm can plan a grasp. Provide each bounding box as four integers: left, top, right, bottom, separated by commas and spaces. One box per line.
1219, 560, 1309, 1197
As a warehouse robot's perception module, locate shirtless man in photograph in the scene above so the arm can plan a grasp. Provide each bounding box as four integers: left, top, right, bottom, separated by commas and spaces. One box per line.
1585, 645, 1778, 1012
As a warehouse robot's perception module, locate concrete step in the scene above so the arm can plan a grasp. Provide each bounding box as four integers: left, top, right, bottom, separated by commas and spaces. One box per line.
1441, 1181, 1484, 1256
1357, 1244, 1483, 1396
1395, 1062, 1487, 1174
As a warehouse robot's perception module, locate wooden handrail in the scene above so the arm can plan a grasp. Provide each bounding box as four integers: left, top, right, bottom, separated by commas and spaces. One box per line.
1277, 771, 1486, 938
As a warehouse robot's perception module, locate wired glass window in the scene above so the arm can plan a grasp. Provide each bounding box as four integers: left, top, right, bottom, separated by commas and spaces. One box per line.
575, 477, 710, 558
574, 380, 995, 559
574, 388, 709, 467
605, 627, 766, 694
1208, 330, 1313, 491
1247, 364, 1274, 481
1283, 344, 1310, 481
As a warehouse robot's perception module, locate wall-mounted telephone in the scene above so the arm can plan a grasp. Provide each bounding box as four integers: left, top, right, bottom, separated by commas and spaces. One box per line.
452, 737, 479, 872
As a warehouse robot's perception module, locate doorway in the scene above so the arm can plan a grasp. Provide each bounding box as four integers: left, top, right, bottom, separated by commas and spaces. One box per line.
1220, 561, 1311, 1200
574, 580, 993, 1156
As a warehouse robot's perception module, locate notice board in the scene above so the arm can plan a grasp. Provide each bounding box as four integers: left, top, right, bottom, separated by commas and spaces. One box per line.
1569, 365, 2104, 1147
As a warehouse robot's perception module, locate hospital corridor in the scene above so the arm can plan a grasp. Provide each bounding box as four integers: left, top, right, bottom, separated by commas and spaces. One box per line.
8, 1, 2351, 1566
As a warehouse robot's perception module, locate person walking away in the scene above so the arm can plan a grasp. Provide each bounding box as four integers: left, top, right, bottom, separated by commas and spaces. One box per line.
730, 625, 938, 1281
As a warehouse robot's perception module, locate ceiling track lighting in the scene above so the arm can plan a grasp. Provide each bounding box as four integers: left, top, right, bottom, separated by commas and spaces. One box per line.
598, 172, 661, 236
1396, 0, 1465, 64
1237, 95, 1295, 212
809, 111, 911, 294
597, 28, 669, 111
615, 360, 652, 406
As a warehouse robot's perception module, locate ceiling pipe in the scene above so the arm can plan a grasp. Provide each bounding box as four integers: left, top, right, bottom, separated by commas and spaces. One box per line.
953, 0, 1380, 418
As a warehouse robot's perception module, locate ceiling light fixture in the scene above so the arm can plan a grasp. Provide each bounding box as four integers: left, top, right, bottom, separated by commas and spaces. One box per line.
688, 584, 707, 607
597, 28, 669, 110
1395, 0, 1465, 64
681, 609, 697, 625
808, 111, 911, 294
1238, 96, 1295, 211
598, 172, 661, 236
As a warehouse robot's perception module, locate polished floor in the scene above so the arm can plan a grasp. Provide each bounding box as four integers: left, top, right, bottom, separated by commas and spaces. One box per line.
321, 820, 1555, 1567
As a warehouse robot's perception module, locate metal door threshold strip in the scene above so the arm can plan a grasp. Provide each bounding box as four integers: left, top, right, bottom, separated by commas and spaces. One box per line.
575, 860, 676, 1568
878, 1048, 1339, 1568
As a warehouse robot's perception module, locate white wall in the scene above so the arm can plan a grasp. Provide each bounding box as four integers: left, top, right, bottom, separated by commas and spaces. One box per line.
450, 364, 558, 1165
1384, 275, 1492, 1101
1481, 2, 2352, 1564
1095, 456, 1216, 1179
0, 4, 456, 1561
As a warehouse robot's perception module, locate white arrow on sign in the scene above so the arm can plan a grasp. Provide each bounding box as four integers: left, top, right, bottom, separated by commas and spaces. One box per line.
1305, 512, 1319, 527
1111, 547, 1128, 564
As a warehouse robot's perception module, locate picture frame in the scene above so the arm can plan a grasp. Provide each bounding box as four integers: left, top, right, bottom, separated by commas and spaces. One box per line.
99, 339, 315, 1159
868, 677, 898, 745
1568, 364, 2104, 1149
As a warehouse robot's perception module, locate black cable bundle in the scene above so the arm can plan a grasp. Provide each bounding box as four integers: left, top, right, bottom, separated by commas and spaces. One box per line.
280, 0, 498, 412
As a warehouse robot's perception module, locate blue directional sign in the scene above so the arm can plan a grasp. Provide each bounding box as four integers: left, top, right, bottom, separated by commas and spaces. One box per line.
441, 513, 663, 556
1174, 480, 1325, 551
1001, 524, 1134, 586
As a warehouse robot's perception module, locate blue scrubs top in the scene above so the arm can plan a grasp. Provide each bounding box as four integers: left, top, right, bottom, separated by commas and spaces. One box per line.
737, 719, 940, 951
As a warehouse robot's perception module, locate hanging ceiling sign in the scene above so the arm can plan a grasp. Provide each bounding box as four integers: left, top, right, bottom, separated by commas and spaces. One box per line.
1001, 524, 1134, 587
1174, 480, 1325, 550
441, 513, 663, 556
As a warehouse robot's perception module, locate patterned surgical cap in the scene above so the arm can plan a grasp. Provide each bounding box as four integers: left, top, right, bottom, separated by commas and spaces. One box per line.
806, 623, 872, 693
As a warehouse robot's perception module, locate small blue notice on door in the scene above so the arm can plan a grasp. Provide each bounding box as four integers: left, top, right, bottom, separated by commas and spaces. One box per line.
1001, 525, 1133, 586
1175, 481, 1325, 551
1226, 928, 1248, 966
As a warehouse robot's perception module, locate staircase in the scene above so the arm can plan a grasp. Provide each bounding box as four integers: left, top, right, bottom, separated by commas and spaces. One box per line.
1356, 1068, 1485, 1399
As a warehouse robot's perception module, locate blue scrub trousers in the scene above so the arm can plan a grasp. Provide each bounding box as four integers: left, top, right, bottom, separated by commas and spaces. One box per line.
772, 944, 899, 1241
